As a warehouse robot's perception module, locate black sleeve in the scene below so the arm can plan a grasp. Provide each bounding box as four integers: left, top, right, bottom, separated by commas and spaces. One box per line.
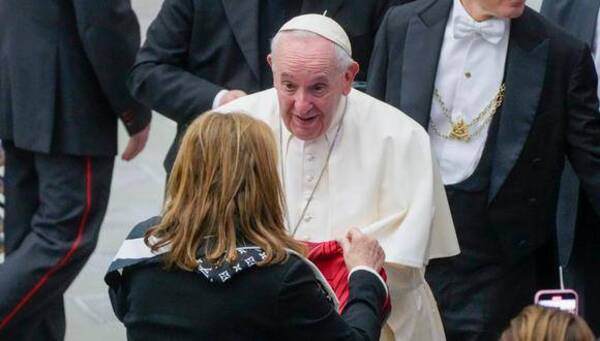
366, 9, 392, 101
276, 258, 386, 341
106, 271, 127, 322
565, 44, 600, 215
127, 0, 223, 126
70, 0, 151, 135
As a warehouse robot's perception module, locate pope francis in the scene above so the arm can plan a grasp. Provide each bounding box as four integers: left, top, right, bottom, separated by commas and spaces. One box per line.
217, 14, 460, 341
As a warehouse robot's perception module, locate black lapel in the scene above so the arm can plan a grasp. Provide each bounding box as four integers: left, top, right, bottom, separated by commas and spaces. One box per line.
400, 0, 452, 128
222, 0, 261, 82
489, 9, 549, 202
300, 0, 344, 18
541, 0, 600, 45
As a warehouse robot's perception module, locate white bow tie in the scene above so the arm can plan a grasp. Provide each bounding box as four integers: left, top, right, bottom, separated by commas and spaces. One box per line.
453, 16, 506, 44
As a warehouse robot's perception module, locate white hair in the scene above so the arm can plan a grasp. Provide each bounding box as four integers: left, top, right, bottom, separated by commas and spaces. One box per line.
270, 30, 354, 72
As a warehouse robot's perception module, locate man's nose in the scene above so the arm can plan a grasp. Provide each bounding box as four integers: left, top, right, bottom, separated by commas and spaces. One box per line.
293, 91, 313, 114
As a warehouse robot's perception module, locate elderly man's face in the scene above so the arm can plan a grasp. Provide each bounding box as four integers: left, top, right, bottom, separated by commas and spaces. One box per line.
268, 34, 358, 141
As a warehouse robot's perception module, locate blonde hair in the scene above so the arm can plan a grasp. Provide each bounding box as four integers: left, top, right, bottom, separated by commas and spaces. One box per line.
501, 305, 595, 341
145, 112, 305, 271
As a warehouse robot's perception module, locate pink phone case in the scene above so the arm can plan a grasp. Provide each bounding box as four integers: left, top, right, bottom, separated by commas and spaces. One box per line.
534, 289, 579, 315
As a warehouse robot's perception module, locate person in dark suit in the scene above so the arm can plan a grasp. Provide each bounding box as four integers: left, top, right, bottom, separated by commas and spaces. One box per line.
539, 1, 600, 334
367, 0, 600, 339
128, 0, 401, 174
0, 0, 151, 339
105, 113, 388, 341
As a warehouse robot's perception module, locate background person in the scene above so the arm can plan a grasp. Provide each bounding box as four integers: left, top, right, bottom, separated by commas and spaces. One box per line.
0, 0, 151, 339
367, 0, 600, 339
105, 113, 388, 341
540, 0, 600, 333
500, 305, 595, 341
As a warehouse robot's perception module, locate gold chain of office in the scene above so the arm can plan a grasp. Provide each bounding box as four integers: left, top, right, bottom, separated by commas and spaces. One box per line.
429, 83, 506, 142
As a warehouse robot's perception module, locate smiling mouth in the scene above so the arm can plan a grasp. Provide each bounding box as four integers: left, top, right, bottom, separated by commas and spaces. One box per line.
295, 114, 318, 122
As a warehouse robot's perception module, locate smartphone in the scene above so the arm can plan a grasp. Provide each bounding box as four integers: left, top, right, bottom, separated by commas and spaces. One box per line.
534, 289, 579, 315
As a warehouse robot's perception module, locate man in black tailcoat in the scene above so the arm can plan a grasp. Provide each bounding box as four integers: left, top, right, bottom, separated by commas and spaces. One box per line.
368, 0, 600, 338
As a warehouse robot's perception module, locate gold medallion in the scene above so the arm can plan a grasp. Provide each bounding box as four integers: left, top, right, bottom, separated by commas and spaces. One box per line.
449, 119, 469, 141
431, 83, 505, 142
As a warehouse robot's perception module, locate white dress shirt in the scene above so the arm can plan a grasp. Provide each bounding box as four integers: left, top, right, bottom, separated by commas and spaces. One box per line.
429, 0, 510, 184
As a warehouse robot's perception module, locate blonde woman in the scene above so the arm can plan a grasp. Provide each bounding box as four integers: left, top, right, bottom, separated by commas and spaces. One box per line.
105, 112, 387, 340
501, 305, 595, 341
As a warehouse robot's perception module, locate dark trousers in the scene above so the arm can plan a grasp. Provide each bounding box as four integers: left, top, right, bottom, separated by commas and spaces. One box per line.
566, 193, 600, 335
0, 142, 114, 340
426, 240, 558, 341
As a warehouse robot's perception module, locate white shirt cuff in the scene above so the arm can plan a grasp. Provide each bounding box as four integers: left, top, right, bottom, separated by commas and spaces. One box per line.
212, 89, 228, 109
348, 266, 389, 296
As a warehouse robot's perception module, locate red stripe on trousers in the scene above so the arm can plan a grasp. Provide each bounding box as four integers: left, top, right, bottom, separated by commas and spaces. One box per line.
0, 157, 93, 330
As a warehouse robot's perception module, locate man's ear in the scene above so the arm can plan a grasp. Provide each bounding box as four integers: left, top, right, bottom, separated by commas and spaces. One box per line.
342, 62, 359, 95
267, 54, 273, 68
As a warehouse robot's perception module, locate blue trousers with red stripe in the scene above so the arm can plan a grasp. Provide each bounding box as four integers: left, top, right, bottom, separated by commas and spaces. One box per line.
0, 142, 114, 340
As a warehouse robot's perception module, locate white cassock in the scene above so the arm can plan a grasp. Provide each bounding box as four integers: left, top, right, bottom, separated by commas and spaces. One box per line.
218, 88, 460, 340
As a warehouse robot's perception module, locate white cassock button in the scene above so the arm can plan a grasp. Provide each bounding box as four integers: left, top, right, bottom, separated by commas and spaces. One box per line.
307, 154, 315, 161
306, 175, 314, 182
303, 215, 313, 222
302, 235, 312, 241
